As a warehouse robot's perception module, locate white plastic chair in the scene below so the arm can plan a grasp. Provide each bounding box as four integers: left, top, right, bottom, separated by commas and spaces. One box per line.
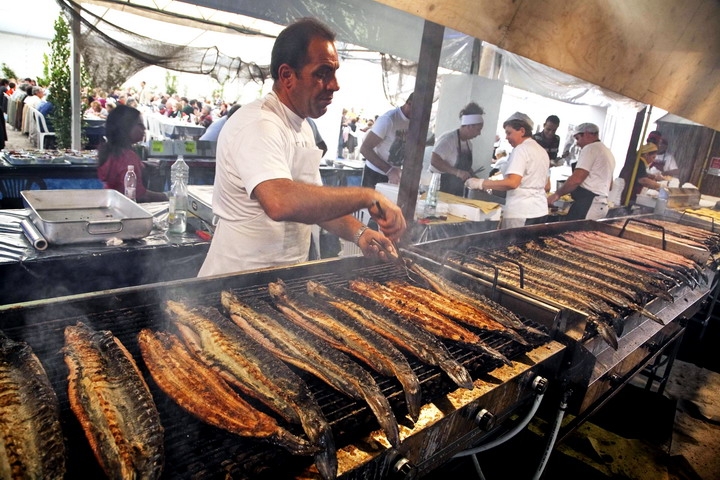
32, 108, 56, 151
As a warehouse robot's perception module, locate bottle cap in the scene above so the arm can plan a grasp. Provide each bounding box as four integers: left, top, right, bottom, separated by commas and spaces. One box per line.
128, 165, 134, 171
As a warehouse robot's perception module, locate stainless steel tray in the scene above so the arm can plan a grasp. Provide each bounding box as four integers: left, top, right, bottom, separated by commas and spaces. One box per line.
21, 189, 153, 245
187, 185, 216, 226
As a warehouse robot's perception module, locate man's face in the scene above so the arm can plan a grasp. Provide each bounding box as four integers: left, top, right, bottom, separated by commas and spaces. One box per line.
542, 121, 558, 139
574, 131, 596, 148
504, 125, 525, 148
288, 37, 340, 119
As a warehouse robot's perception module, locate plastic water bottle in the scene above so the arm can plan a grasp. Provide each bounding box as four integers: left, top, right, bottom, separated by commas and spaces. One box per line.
124, 165, 137, 201
654, 187, 668, 215
168, 155, 189, 234
424, 172, 441, 217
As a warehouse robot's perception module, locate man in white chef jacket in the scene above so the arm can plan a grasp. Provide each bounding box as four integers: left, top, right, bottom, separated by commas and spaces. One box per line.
547, 123, 615, 220
198, 18, 405, 276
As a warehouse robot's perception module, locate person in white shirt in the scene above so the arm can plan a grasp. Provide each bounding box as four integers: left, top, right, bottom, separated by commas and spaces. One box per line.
429, 102, 485, 196
647, 137, 679, 178
198, 18, 405, 276
465, 112, 550, 229
359, 94, 413, 188
547, 122, 616, 220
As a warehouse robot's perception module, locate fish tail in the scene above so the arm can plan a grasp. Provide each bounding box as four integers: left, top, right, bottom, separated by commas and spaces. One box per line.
594, 319, 619, 350
362, 388, 401, 448
438, 358, 474, 390
272, 429, 322, 457
640, 308, 665, 325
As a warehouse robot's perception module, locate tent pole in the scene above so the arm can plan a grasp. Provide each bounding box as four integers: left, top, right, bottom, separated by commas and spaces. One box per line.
397, 20, 444, 227
70, 2, 82, 150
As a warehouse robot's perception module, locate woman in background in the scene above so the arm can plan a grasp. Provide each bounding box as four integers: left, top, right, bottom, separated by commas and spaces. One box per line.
429, 102, 485, 196
466, 112, 549, 228
97, 105, 167, 202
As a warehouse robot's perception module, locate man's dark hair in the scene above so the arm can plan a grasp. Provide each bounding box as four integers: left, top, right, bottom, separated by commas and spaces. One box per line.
227, 104, 242, 118
503, 119, 533, 138
271, 18, 336, 81
546, 115, 560, 125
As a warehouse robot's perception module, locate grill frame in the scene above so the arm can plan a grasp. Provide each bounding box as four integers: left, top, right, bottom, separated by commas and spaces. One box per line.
0, 255, 565, 479
405, 218, 717, 431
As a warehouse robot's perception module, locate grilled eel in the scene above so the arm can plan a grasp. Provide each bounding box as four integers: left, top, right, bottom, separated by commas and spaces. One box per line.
64, 322, 164, 480
0, 333, 65, 480
348, 279, 511, 366
306, 281, 474, 390
137, 329, 319, 457
408, 262, 548, 339
220, 290, 401, 448
455, 258, 619, 350
269, 279, 422, 421
384, 280, 530, 346
164, 300, 336, 480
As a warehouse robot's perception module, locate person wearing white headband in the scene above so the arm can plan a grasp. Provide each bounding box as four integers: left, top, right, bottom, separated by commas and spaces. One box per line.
429, 102, 485, 196
466, 111, 550, 229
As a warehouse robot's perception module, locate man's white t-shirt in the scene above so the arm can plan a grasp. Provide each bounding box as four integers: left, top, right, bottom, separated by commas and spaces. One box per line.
365, 106, 410, 174
198, 91, 322, 276
575, 141, 616, 196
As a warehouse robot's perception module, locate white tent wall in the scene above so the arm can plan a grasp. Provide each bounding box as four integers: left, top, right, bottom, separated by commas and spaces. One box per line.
0, 32, 53, 81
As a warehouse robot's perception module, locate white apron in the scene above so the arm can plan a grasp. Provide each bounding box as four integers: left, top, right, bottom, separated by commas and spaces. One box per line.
198, 145, 321, 276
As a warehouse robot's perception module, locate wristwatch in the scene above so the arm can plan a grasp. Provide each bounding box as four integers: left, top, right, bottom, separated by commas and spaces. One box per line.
353, 225, 369, 245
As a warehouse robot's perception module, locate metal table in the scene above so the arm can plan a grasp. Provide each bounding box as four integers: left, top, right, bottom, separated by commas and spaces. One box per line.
0, 203, 210, 305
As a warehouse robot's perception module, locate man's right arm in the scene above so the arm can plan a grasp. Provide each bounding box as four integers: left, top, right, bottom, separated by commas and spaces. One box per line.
360, 131, 391, 173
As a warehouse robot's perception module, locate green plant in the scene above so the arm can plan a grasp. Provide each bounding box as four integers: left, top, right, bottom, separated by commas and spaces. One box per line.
165, 72, 178, 96
1, 63, 18, 80
47, 14, 72, 148
36, 54, 51, 87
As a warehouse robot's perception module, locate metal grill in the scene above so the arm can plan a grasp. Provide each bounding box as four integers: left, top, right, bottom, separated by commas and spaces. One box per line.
0, 259, 554, 479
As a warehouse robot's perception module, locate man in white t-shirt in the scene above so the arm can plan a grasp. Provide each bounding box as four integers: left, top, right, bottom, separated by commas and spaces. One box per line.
547, 122, 616, 220
647, 137, 679, 178
359, 94, 413, 188
198, 18, 405, 277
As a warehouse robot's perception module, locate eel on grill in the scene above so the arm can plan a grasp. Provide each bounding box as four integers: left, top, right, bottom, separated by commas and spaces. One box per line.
221, 290, 402, 449
268, 279, 423, 421
137, 329, 319, 457
0, 333, 65, 479
164, 300, 336, 480
64, 322, 164, 480
306, 280, 474, 390
348, 279, 511, 366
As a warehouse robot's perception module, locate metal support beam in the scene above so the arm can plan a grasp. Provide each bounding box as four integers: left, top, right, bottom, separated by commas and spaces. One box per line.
397, 20, 444, 229
70, 5, 82, 150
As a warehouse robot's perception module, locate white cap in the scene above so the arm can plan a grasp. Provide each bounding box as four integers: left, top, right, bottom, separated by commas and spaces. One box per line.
504, 112, 534, 131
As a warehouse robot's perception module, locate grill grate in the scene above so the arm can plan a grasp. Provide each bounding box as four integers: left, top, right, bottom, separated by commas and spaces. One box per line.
3, 261, 549, 479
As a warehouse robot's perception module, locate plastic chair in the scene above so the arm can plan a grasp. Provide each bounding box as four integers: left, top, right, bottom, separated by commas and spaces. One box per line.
32, 108, 56, 151
0, 177, 47, 209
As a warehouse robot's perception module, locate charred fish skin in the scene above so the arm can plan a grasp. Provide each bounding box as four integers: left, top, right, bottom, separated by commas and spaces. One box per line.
0, 334, 65, 480
385, 280, 530, 347
164, 300, 337, 480
348, 279, 512, 366
137, 329, 320, 458
220, 290, 402, 449
64, 322, 165, 480
269, 280, 422, 421
306, 280, 474, 390
408, 262, 548, 340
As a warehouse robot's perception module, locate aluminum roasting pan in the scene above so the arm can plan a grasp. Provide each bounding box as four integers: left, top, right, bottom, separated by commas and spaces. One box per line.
21, 189, 153, 245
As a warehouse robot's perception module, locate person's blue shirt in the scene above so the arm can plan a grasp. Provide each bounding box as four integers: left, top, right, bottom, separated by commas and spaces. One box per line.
37, 100, 54, 132
199, 115, 227, 141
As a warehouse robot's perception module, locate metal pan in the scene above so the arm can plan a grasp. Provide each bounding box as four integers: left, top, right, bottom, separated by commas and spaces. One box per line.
21, 189, 153, 245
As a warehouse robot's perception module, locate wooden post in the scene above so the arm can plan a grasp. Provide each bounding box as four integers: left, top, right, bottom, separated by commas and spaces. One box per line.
397, 20, 444, 232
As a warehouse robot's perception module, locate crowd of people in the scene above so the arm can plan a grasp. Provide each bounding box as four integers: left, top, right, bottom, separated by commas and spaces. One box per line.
3, 16, 685, 280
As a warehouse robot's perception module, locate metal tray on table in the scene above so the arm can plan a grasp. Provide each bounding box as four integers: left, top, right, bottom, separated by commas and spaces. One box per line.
21, 189, 153, 245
